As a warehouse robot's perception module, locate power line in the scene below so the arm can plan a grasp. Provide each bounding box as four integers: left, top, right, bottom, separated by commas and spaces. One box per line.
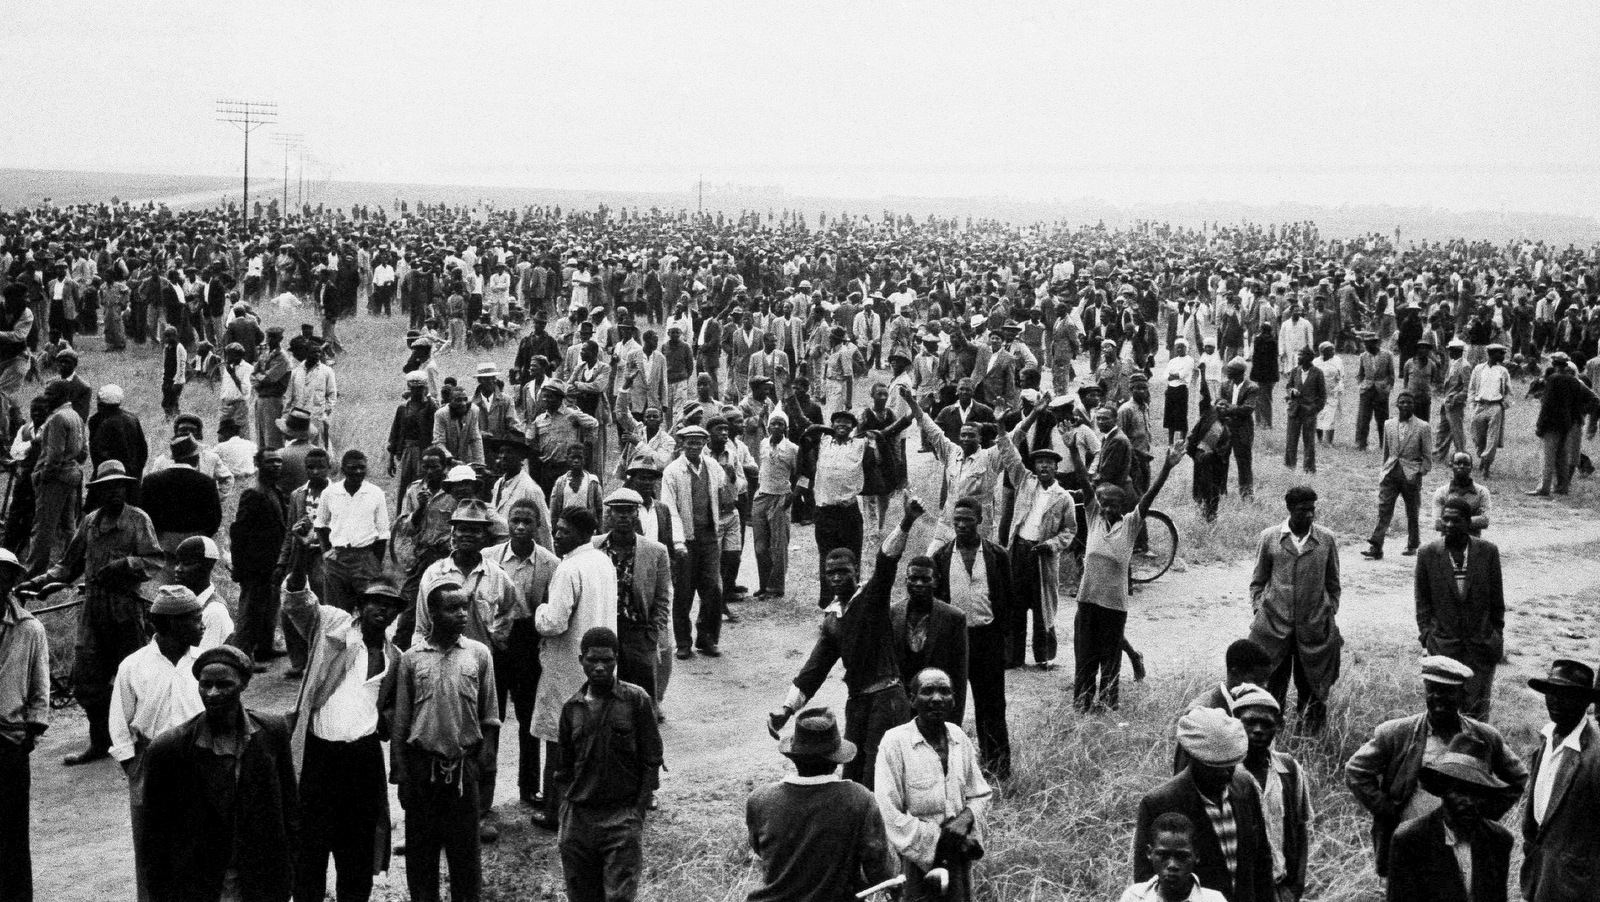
215, 100, 277, 233
272, 132, 303, 222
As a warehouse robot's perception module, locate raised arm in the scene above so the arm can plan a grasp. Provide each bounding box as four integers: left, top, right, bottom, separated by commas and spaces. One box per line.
1136, 439, 1187, 520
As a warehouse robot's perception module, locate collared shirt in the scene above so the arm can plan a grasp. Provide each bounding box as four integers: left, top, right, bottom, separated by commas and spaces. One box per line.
1280, 519, 1311, 554
1116, 876, 1228, 902
1380, 417, 1433, 482
1242, 750, 1312, 883
1434, 480, 1491, 531
555, 680, 663, 806
313, 479, 391, 548
491, 469, 554, 551
529, 406, 599, 464
1534, 716, 1591, 823
483, 541, 558, 616
756, 438, 800, 496
946, 542, 993, 626
1200, 784, 1239, 879
1468, 363, 1510, 403
417, 554, 526, 647
814, 436, 869, 506
108, 641, 204, 761
1018, 481, 1068, 542
398, 482, 456, 554
286, 362, 337, 420
312, 625, 386, 742
0, 604, 48, 746
874, 720, 992, 869
392, 635, 498, 760
198, 587, 233, 651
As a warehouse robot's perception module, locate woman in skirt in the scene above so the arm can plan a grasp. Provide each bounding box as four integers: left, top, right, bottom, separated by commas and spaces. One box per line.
1313, 340, 1345, 445
1161, 338, 1195, 443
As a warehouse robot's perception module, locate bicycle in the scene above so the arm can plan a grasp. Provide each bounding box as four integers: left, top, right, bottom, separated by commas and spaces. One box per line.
1131, 508, 1179, 584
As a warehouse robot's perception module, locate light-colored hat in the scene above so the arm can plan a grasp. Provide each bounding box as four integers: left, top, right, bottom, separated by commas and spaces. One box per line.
97, 384, 125, 405
1176, 707, 1248, 767
0, 548, 21, 575
150, 584, 202, 616
444, 464, 479, 484
1487, 343, 1507, 353
1420, 655, 1474, 686
474, 362, 501, 379
625, 452, 664, 475
176, 536, 220, 561
604, 488, 644, 507
1020, 389, 1041, 405
449, 498, 494, 524
541, 380, 568, 397
405, 371, 428, 385
87, 460, 137, 485
676, 425, 710, 440
410, 336, 433, 349
1228, 682, 1281, 714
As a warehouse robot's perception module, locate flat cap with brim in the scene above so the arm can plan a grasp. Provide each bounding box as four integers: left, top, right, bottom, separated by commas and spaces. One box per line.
88, 460, 137, 485
1529, 658, 1599, 696
1420, 655, 1474, 686
360, 579, 405, 603
676, 425, 710, 440
779, 707, 856, 763
1029, 448, 1061, 464
1448, 338, 1467, 349
405, 371, 428, 385
444, 464, 480, 484
604, 488, 644, 507
151, 584, 202, 616
177, 536, 221, 561
1047, 395, 1074, 412
97, 384, 125, 405
1228, 682, 1281, 714
625, 452, 663, 475
192, 645, 254, 680
1487, 343, 1507, 353
1176, 707, 1248, 767
541, 380, 568, 397
830, 410, 858, 425
449, 498, 495, 524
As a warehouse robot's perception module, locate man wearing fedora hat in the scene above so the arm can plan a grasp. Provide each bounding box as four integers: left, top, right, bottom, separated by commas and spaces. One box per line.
1521, 658, 1600, 902
252, 326, 292, 450
140, 434, 223, 582
0, 546, 48, 900
21, 459, 160, 766
746, 706, 897, 902
1355, 331, 1395, 453
275, 406, 320, 493
1386, 735, 1514, 902
472, 362, 523, 446
1346, 656, 1527, 878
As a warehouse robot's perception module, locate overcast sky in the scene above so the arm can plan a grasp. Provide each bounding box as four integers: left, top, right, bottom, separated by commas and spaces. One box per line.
6, 0, 1598, 214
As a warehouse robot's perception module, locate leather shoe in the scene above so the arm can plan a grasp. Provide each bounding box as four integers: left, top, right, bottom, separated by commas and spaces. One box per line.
1360, 548, 1383, 560
674, 648, 693, 660
529, 812, 558, 832
479, 820, 500, 843
696, 643, 722, 657
1401, 547, 1418, 556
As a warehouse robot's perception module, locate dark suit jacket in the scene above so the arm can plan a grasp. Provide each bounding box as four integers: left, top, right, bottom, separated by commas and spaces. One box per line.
933, 401, 995, 443
1415, 538, 1504, 662
140, 464, 223, 536
891, 599, 969, 723
930, 539, 1012, 629
1133, 769, 1276, 902
141, 710, 299, 902
1521, 719, 1600, 902
1284, 364, 1326, 419
1219, 379, 1258, 446
232, 482, 289, 578
1387, 809, 1511, 902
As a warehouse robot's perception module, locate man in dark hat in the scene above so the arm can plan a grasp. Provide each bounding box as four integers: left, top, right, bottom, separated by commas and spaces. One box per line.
1386, 737, 1514, 902
1216, 356, 1258, 499
1355, 331, 1395, 453
140, 434, 224, 582
253, 325, 293, 449
21, 460, 160, 765
230, 449, 288, 666
806, 408, 874, 577
746, 707, 896, 902
0, 547, 47, 901
282, 542, 405, 902
140, 645, 298, 902
275, 406, 319, 493
1346, 656, 1527, 878
1521, 658, 1600, 902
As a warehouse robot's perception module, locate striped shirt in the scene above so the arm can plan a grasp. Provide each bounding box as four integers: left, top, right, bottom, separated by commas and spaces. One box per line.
1201, 786, 1239, 880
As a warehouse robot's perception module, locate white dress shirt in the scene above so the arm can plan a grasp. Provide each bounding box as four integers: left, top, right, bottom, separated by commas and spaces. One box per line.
1534, 717, 1591, 824
314, 479, 391, 549
312, 638, 385, 742
198, 587, 234, 651
814, 437, 868, 506
108, 641, 204, 761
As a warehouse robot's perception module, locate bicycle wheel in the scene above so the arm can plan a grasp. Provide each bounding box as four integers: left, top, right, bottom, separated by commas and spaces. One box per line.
1130, 509, 1178, 584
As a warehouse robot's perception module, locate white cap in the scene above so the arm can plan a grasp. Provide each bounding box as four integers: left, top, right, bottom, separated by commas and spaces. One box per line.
98, 384, 125, 405
444, 464, 479, 483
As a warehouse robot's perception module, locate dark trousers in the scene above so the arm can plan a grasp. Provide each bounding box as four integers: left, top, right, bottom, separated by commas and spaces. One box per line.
1221, 433, 1254, 499
235, 573, 280, 660
296, 734, 386, 902
1192, 452, 1225, 521
324, 546, 382, 612
1073, 603, 1128, 711
1355, 388, 1389, 450
1254, 383, 1275, 428
842, 686, 912, 789
1267, 643, 1327, 733
1005, 539, 1056, 667
967, 623, 1012, 780
618, 624, 658, 700
559, 802, 644, 902
813, 503, 864, 579
1369, 471, 1421, 552
0, 740, 32, 902
672, 538, 722, 651
500, 621, 542, 799
1284, 412, 1316, 472
402, 747, 482, 902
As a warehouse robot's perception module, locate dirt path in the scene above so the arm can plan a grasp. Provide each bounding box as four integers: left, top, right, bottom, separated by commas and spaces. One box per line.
31, 487, 1600, 900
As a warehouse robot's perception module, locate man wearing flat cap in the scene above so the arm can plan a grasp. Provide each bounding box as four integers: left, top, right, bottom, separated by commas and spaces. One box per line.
1134, 708, 1276, 902
1345, 656, 1527, 878
746, 707, 896, 902
1386, 735, 1514, 902
526, 380, 599, 496
109, 584, 206, 901
140, 644, 297, 902
1520, 658, 1600, 902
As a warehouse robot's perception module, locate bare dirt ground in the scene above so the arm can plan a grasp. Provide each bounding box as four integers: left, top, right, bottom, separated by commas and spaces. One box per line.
29, 448, 1600, 901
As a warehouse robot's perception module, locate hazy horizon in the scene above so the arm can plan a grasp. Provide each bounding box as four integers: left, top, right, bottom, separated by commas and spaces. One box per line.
4, 0, 1598, 219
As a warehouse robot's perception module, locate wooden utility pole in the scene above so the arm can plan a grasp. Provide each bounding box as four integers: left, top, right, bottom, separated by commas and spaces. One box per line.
216, 100, 277, 232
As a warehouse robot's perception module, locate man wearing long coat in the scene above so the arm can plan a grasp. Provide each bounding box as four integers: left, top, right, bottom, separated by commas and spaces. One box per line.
1248, 486, 1341, 732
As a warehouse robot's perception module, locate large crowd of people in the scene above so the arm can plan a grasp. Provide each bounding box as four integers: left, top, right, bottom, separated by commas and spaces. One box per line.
0, 195, 1596, 902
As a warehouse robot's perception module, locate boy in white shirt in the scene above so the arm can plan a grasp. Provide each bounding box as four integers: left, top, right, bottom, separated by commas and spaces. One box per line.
1118, 812, 1227, 902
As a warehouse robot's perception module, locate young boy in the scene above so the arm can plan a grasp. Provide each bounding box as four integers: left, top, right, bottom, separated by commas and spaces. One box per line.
550, 442, 603, 521
1119, 812, 1228, 902
391, 582, 499, 902
1231, 684, 1311, 901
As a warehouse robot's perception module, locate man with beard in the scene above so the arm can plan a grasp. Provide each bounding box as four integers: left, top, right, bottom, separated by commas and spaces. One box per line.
769, 500, 925, 789
23, 460, 160, 765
